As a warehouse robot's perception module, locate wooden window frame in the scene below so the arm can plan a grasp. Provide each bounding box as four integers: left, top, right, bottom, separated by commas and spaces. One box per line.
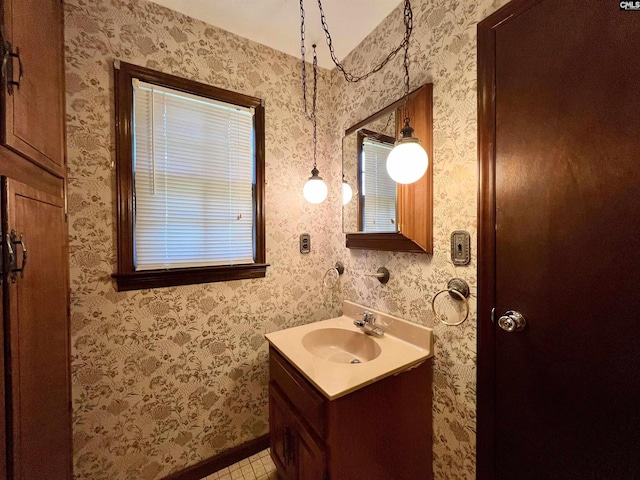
112, 61, 267, 291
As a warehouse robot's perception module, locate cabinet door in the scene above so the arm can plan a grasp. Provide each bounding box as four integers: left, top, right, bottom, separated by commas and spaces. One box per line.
3, 178, 71, 479
269, 384, 294, 479
1, 0, 65, 177
292, 416, 326, 480
270, 383, 326, 480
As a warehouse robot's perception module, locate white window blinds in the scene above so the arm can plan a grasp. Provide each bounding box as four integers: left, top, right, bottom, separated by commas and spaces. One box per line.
132, 79, 256, 270
362, 138, 397, 233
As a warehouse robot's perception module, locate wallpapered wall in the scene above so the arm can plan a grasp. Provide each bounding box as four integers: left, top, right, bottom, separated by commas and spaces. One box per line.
64, 0, 342, 478
331, 0, 507, 478
65, 0, 510, 478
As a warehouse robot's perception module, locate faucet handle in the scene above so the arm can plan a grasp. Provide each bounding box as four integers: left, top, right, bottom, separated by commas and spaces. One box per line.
360, 311, 375, 323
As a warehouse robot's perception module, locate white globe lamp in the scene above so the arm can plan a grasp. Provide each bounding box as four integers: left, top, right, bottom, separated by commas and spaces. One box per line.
386, 120, 428, 184
303, 167, 328, 204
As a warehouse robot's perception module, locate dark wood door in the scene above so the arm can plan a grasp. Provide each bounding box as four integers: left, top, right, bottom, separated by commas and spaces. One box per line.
478, 1, 640, 478
1, 0, 65, 177
3, 178, 71, 479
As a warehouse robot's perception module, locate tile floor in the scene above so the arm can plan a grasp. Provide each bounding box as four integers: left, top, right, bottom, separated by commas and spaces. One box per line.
203, 449, 279, 480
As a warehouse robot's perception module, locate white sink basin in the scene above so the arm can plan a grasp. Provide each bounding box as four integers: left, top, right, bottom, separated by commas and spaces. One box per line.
265, 300, 434, 400
302, 328, 381, 364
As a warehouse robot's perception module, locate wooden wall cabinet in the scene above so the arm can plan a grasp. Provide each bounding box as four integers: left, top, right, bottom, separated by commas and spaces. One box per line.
1, 0, 66, 178
0, 0, 71, 478
269, 348, 433, 480
344, 84, 433, 253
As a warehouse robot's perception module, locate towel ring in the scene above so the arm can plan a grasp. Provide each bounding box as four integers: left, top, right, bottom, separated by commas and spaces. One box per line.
323, 261, 345, 290
431, 278, 470, 326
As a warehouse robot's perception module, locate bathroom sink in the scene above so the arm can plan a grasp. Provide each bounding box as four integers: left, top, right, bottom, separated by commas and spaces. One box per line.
265, 300, 433, 399
301, 328, 381, 364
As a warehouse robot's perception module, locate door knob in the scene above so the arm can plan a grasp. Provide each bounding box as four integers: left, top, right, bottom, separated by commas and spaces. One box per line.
497, 310, 526, 332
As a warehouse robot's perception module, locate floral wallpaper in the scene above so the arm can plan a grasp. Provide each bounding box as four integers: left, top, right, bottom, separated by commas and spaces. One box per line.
331, 0, 508, 478
65, 0, 511, 478
64, 0, 342, 478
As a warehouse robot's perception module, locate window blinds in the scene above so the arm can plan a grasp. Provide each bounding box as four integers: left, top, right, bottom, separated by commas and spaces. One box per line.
362, 138, 397, 233
133, 79, 255, 270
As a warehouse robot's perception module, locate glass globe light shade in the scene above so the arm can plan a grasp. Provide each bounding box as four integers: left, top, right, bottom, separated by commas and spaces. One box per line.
342, 180, 353, 205
386, 137, 429, 184
303, 168, 328, 204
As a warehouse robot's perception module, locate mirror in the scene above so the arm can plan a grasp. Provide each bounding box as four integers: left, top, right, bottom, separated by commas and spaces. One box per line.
343, 114, 398, 234
342, 83, 434, 253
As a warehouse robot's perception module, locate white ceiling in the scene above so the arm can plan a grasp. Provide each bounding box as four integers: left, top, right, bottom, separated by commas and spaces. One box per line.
149, 0, 402, 69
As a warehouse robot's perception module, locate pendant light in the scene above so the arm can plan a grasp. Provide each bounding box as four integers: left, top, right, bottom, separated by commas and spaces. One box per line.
386, 9, 428, 184
386, 119, 429, 184
301, 44, 327, 204
303, 166, 328, 204
298, 0, 424, 201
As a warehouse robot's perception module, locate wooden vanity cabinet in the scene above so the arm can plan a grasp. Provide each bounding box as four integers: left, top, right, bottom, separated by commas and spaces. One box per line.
269, 347, 433, 480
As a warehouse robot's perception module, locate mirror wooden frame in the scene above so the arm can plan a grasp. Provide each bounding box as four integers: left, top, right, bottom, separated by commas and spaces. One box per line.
344, 83, 433, 253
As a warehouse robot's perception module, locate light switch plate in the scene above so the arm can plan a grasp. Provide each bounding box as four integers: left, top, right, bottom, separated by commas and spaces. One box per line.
300, 233, 311, 254
451, 230, 471, 265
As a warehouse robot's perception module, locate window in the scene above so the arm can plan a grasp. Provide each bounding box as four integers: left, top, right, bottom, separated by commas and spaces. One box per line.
113, 62, 267, 291
357, 131, 397, 233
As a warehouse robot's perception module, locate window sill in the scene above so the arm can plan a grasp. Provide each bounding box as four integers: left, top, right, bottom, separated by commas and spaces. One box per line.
112, 263, 270, 291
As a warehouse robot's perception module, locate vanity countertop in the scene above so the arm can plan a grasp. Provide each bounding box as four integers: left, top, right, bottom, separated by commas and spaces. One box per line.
265, 300, 434, 400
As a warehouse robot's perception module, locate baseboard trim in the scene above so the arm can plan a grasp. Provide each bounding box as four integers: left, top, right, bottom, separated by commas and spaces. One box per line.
162, 434, 270, 480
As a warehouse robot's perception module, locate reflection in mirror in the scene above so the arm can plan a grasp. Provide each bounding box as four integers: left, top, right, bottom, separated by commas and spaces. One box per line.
358, 130, 396, 232
343, 110, 398, 233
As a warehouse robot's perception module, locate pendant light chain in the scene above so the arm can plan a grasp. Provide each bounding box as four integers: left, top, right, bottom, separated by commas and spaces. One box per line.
316, 0, 413, 83
402, 28, 411, 127
300, 0, 311, 121
312, 45, 318, 169
300, 0, 320, 169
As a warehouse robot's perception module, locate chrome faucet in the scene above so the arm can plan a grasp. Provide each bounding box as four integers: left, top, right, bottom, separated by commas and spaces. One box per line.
353, 311, 385, 337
